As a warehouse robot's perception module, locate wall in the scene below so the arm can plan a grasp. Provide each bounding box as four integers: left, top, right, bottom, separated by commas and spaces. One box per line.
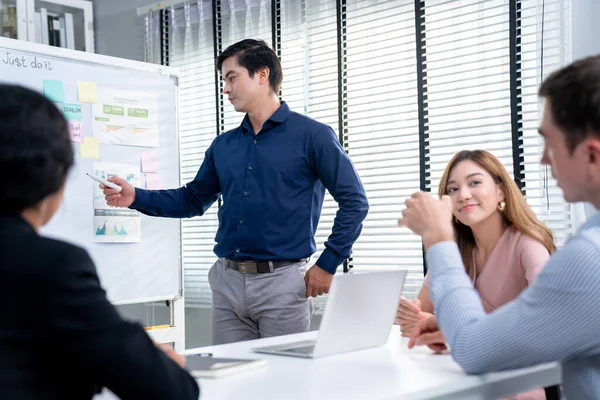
91, 0, 149, 62
572, 0, 600, 61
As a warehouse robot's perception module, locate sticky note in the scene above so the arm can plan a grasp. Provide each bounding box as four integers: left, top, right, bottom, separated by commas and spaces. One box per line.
68, 121, 84, 143
78, 81, 97, 103
63, 103, 82, 121
145, 173, 163, 190
80, 137, 99, 159
144, 324, 170, 331
141, 151, 159, 173
43, 80, 65, 102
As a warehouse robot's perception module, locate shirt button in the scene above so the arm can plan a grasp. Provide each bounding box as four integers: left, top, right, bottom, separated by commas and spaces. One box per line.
253, 140, 257, 144
244, 191, 248, 196
248, 166, 253, 170
239, 220, 244, 224
236, 249, 240, 253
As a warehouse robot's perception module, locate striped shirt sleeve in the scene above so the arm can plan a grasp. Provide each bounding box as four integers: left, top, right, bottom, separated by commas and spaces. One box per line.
427, 236, 600, 374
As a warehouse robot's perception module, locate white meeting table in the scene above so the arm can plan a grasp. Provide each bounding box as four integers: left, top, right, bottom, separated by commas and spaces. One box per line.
186, 326, 561, 400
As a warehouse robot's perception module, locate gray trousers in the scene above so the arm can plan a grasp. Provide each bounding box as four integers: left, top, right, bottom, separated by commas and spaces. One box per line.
207, 258, 313, 345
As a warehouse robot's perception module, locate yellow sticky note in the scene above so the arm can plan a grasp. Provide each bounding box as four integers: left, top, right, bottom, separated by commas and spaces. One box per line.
78, 81, 98, 103
80, 137, 99, 159
144, 324, 170, 331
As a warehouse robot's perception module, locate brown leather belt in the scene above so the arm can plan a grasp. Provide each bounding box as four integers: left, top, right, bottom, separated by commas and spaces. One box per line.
223, 258, 303, 274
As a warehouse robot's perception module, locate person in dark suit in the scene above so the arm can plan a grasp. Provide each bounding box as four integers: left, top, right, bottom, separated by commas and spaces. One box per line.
0, 84, 200, 400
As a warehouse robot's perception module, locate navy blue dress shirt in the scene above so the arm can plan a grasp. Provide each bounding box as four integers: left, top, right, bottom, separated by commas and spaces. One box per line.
130, 102, 368, 274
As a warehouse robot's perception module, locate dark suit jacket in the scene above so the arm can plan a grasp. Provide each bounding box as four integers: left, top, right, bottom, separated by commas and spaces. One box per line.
0, 215, 200, 399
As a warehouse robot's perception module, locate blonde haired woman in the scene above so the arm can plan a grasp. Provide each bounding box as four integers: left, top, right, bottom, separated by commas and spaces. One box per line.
397, 150, 555, 400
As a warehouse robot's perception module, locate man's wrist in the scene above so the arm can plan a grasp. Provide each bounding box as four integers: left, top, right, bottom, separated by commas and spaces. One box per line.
130, 187, 144, 208
315, 249, 342, 274
422, 229, 454, 250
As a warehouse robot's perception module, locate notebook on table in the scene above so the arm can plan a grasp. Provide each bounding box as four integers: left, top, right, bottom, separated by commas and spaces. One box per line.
185, 355, 267, 379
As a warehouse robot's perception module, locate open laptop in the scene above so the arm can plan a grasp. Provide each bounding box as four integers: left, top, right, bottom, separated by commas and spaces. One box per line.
252, 270, 407, 358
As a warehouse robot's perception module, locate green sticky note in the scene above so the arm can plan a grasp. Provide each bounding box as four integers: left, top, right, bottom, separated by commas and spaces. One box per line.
43, 80, 65, 102
63, 103, 82, 121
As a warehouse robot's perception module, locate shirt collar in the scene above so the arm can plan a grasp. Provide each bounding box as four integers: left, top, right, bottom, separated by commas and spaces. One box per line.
269, 101, 290, 123
241, 101, 290, 132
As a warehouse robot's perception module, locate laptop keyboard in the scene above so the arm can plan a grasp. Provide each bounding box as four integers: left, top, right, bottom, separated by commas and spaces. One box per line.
282, 340, 317, 353
289, 345, 316, 354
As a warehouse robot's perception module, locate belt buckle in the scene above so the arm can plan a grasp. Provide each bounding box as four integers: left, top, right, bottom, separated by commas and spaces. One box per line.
238, 261, 258, 274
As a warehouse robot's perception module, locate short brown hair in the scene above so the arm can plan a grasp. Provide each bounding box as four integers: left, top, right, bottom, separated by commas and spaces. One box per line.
538, 55, 600, 152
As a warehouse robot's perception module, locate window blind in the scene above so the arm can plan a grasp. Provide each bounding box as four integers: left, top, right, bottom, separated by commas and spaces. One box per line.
519, 0, 573, 247
144, 9, 162, 65
148, 0, 573, 310
344, 0, 423, 298
423, 0, 515, 198
280, 0, 340, 313
167, 1, 219, 307
422, 0, 572, 257
221, 0, 272, 131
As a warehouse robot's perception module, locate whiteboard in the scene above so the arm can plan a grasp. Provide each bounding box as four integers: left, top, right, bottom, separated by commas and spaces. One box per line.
0, 37, 182, 305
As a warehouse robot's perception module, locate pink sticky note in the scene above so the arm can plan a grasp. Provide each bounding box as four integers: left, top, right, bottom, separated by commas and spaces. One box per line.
145, 173, 163, 190
141, 151, 159, 173
68, 120, 84, 143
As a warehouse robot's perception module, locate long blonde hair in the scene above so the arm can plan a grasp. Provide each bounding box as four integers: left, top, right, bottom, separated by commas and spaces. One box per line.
438, 150, 556, 271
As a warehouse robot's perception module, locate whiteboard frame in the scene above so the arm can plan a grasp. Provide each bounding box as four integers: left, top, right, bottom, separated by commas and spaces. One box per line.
0, 36, 176, 77
0, 37, 185, 349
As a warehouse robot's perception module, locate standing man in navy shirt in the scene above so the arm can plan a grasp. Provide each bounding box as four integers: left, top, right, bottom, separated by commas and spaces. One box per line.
101, 39, 369, 344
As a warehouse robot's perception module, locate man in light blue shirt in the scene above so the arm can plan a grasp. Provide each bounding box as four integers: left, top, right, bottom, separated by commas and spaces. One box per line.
399, 55, 600, 399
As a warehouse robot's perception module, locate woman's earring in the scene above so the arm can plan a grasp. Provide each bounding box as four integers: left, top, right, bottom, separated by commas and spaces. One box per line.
497, 201, 506, 212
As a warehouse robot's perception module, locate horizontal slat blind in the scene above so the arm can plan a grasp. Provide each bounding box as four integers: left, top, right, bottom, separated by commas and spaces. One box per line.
423, 0, 515, 200
221, 0, 272, 131
144, 9, 162, 65
168, 1, 219, 307
152, 0, 573, 311
519, 0, 573, 246
281, 0, 339, 313
345, 0, 423, 298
